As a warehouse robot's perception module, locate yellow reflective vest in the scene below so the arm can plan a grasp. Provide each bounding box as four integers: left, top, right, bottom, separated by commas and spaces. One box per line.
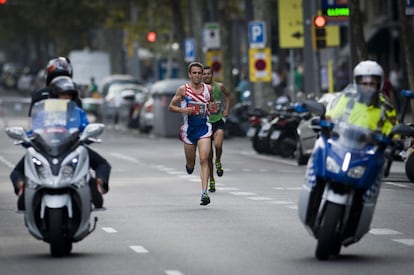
326, 93, 397, 135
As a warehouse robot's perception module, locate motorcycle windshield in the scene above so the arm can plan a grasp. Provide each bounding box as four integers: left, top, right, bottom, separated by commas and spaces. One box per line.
30, 99, 81, 157
331, 121, 374, 150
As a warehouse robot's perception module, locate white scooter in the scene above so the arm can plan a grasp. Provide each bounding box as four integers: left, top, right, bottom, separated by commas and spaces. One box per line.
5, 99, 105, 257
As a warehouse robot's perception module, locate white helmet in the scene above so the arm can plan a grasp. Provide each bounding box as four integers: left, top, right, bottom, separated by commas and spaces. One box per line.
353, 60, 384, 106
353, 60, 384, 90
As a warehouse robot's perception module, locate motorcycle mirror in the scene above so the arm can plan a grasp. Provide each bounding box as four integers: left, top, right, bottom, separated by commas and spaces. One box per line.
390, 124, 414, 138
303, 100, 326, 117
5, 126, 30, 142
80, 123, 105, 141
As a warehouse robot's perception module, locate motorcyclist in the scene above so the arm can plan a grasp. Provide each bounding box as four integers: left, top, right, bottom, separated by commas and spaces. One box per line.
326, 60, 397, 135
10, 61, 111, 210
28, 57, 82, 116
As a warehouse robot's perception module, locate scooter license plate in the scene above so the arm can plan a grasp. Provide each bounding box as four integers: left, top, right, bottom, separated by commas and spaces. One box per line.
270, 130, 281, 140
258, 129, 268, 138
246, 127, 256, 138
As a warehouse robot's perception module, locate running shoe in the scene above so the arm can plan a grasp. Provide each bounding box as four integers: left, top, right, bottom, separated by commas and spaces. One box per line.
200, 193, 211, 206
215, 161, 223, 177
209, 179, 216, 192
185, 164, 194, 175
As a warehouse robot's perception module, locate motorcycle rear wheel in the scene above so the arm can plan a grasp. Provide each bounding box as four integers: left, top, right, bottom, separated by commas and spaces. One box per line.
48, 208, 73, 257
315, 202, 344, 260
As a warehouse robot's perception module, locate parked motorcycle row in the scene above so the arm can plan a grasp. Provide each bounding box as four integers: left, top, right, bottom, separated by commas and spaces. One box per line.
245, 96, 314, 164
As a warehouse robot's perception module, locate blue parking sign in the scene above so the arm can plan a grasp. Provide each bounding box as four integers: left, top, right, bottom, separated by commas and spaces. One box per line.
184, 38, 196, 62
249, 21, 266, 48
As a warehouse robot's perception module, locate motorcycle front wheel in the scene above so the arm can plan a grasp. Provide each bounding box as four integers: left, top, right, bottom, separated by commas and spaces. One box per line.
405, 152, 414, 183
48, 208, 72, 257
315, 202, 344, 260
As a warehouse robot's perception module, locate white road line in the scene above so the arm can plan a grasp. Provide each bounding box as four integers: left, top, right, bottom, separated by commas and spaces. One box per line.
273, 187, 301, 191
286, 205, 298, 210
0, 156, 15, 168
217, 187, 240, 191
167, 171, 186, 175
165, 270, 185, 275
229, 191, 257, 196
160, 167, 176, 172
129, 245, 149, 253
109, 153, 142, 164
393, 239, 414, 246
102, 227, 117, 233
267, 200, 295, 205
383, 181, 413, 188
247, 196, 273, 201
369, 228, 403, 235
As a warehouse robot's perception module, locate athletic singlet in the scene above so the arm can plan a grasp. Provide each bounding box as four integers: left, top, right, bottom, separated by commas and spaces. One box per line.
209, 82, 223, 123
179, 83, 212, 144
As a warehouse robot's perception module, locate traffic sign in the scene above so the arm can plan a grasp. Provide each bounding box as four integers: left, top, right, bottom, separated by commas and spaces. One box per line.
203, 22, 220, 50
249, 48, 271, 82
184, 38, 195, 62
249, 21, 266, 48
278, 0, 304, 48
206, 50, 223, 81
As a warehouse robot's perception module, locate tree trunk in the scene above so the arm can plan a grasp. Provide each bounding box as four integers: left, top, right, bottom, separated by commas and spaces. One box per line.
348, 0, 367, 62
217, 1, 235, 102
397, 0, 414, 121
170, 0, 187, 78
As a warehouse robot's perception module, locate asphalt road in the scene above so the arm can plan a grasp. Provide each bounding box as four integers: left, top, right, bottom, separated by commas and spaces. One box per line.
1, 91, 414, 275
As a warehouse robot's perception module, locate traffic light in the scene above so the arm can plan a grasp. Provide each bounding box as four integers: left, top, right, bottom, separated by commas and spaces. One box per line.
312, 15, 327, 50
147, 31, 156, 43
0, 0, 7, 4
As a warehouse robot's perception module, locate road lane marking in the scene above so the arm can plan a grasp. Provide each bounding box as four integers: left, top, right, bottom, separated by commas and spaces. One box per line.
217, 187, 240, 191
109, 153, 143, 164
0, 156, 15, 168
273, 187, 301, 191
129, 245, 149, 253
247, 196, 273, 201
102, 227, 117, 233
369, 228, 402, 235
167, 171, 186, 175
267, 200, 295, 205
393, 239, 414, 246
383, 181, 413, 188
229, 192, 256, 196
165, 270, 185, 275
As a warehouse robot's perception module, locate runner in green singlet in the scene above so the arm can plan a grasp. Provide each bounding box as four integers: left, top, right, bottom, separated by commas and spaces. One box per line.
203, 66, 231, 192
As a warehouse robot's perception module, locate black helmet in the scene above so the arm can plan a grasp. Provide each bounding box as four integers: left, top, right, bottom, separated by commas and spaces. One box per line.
49, 76, 78, 99
45, 57, 73, 85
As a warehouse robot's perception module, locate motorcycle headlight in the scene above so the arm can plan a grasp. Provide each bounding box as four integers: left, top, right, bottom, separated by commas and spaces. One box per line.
61, 165, 74, 181
326, 156, 340, 173
347, 166, 366, 179
60, 157, 78, 181
33, 157, 50, 180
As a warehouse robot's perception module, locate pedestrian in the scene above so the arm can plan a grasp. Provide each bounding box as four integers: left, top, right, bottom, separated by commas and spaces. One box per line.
88, 76, 99, 97
168, 62, 214, 206
202, 66, 231, 193
389, 63, 404, 114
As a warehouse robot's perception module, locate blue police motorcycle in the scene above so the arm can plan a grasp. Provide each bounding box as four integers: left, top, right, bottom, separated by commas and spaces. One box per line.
297, 99, 414, 260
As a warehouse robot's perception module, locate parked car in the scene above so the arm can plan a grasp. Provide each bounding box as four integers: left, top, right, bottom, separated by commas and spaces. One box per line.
1, 62, 23, 89
139, 90, 154, 133
139, 78, 188, 135
102, 82, 147, 127
82, 74, 144, 125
